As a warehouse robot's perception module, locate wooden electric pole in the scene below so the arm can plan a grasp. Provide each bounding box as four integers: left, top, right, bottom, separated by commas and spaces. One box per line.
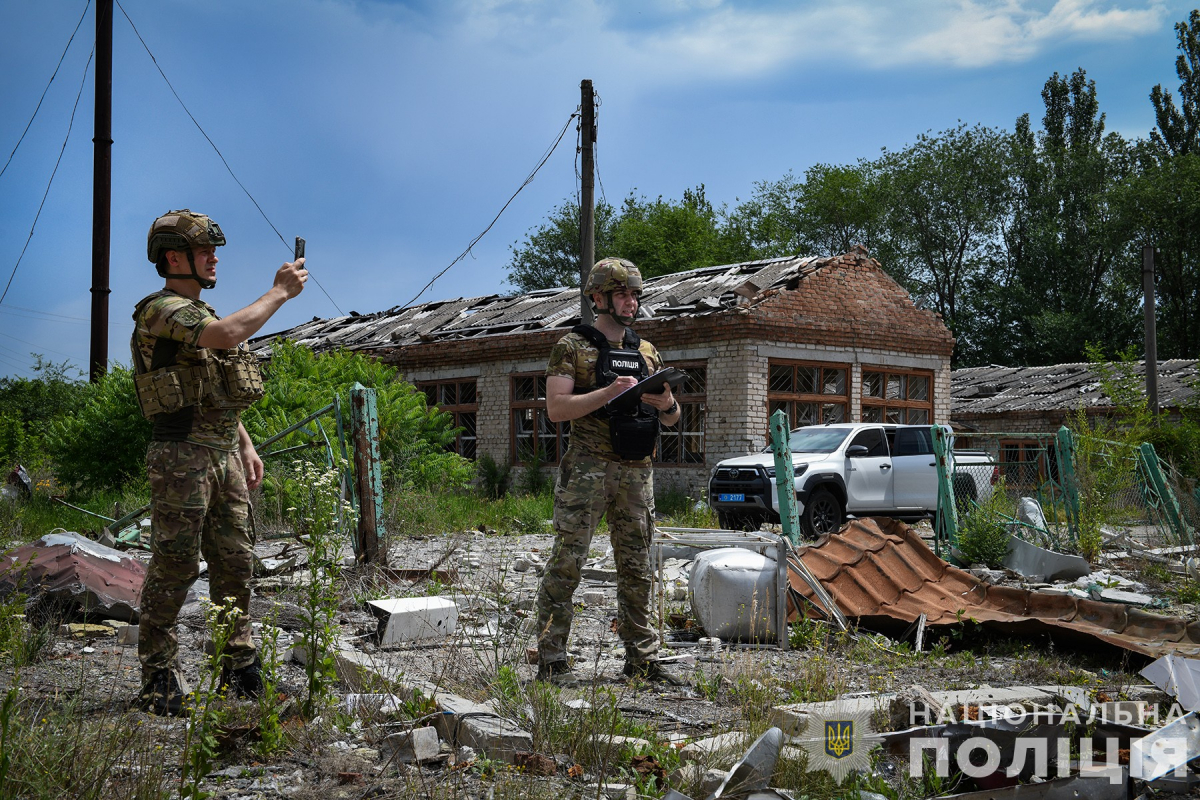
579, 79, 595, 326
90, 0, 113, 383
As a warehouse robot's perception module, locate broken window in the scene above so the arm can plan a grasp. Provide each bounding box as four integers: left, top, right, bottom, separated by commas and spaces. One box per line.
656, 364, 706, 465
861, 368, 933, 425
767, 360, 849, 432
510, 374, 569, 465
418, 378, 478, 459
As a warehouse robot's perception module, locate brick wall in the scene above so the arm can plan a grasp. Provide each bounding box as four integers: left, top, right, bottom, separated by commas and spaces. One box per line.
389, 249, 955, 498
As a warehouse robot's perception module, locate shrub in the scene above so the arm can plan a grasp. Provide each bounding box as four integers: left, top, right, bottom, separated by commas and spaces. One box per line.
43, 366, 150, 493
955, 479, 1015, 568
243, 341, 473, 494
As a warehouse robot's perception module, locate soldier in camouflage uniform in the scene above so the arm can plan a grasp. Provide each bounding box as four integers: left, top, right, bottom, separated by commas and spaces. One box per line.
536, 257, 686, 687
133, 209, 307, 715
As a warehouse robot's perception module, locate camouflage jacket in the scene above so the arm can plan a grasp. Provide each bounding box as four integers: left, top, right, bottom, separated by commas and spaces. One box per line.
131, 290, 240, 451
545, 330, 663, 465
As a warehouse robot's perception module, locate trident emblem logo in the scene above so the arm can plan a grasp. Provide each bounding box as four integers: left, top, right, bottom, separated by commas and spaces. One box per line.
825, 720, 854, 759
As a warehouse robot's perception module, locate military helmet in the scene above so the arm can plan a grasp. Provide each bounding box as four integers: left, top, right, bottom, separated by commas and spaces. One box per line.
584, 257, 643, 296
146, 209, 226, 264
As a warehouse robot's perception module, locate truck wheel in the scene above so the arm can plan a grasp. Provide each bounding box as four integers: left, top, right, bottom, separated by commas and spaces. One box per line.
801, 488, 843, 538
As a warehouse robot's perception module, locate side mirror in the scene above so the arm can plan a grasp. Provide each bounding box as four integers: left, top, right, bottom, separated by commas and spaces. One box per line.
846, 445, 869, 458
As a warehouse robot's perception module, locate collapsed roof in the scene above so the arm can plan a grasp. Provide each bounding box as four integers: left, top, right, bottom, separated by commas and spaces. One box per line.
952, 360, 1198, 416
250, 254, 831, 354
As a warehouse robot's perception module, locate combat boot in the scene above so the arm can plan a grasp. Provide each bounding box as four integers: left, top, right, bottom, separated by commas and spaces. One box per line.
623, 660, 688, 687
223, 658, 264, 699
536, 660, 580, 687
138, 669, 187, 716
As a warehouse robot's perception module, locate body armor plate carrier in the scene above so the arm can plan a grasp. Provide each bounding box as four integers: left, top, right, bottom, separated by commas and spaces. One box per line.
572, 325, 660, 460
131, 294, 265, 422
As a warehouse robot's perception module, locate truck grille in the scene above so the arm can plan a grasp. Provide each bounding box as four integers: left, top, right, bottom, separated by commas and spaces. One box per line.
710, 467, 767, 493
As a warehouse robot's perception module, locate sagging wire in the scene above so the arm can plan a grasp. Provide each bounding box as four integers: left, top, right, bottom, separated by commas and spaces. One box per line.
115, 0, 345, 316
400, 110, 579, 309
0, 47, 95, 307
0, 0, 92, 182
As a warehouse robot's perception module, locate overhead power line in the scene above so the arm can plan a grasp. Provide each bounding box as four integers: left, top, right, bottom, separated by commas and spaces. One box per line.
0, 0, 92, 182
401, 111, 579, 309
0, 47, 95, 307
114, 0, 345, 315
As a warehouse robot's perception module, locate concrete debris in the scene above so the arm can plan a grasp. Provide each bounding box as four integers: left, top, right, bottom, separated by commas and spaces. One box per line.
381, 726, 440, 763
117, 623, 139, 645
1142, 654, 1200, 712
0, 531, 146, 621
340, 693, 407, 715
367, 596, 458, 645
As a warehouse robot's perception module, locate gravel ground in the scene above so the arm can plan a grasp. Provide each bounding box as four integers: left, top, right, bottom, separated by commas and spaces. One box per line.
1, 517, 1194, 799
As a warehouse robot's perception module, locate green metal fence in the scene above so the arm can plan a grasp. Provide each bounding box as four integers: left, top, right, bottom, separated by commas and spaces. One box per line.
934, 426, 1197, 561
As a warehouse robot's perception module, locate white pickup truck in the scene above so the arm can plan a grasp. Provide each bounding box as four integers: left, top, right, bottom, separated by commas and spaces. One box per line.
707, 423, 996, 537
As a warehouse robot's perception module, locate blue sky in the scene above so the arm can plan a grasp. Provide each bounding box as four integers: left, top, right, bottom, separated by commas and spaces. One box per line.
0, 0, 1191, 379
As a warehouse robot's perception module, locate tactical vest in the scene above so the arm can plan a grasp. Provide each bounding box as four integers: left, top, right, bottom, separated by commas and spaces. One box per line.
571, 325, 660, 460
131, 292, 265, 429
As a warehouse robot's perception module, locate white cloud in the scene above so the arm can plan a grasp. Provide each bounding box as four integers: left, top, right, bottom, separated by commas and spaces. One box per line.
437, 0, 1170, 78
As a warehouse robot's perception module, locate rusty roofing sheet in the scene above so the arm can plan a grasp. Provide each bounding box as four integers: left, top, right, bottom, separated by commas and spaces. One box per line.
952, 360, 1198, 415
251, 255, 821, 353
790, 517, 1200, 659
0, 531, 146, 621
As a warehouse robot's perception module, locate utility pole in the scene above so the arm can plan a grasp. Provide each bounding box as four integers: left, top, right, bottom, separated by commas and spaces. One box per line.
579, 79, 595, 326
90, 0, 113, 383
1143, 245, 1158, 417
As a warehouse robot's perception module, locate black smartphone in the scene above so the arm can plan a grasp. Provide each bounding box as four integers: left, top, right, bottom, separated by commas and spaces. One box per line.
294, 236, 305, 262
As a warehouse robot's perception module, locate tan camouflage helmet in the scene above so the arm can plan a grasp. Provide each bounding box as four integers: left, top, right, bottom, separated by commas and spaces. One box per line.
147, 209, 226, 265
584, 257, 643, 296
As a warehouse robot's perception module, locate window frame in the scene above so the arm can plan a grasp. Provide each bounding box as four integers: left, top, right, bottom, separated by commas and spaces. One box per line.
510, 373, 569, 466
654, 362, 707, 466
861, 367, 934, 425
417, 378, 478, 459
766, 359, 851, 431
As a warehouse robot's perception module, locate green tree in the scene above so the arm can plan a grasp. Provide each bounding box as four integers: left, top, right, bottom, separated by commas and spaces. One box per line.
1000, 70, 1137, 365
878, 123, 1010, 358
726, 163, 889, 262
505, 186, 752, 290
1150, 9, 1200, 157
505, 198, 617, 292
0, 358, 85, 467
610, 185, 752, 278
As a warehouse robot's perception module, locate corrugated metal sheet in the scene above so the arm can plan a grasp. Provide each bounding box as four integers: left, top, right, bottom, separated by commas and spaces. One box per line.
952, 360, 1198, 415
0, 531, 146, 621
251, 255, 820, 354
790, 518, 1200, 659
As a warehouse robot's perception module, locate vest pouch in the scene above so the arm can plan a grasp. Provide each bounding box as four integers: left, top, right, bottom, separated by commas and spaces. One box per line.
134, 369, 186, 418
609, 413, 659, 460
212, 351, 265, 410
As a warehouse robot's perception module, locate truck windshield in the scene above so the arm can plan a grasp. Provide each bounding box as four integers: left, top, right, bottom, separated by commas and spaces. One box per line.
787, 427, 851, 454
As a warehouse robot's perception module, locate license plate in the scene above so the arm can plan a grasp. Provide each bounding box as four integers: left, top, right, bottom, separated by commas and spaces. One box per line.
718, 493, 745, 503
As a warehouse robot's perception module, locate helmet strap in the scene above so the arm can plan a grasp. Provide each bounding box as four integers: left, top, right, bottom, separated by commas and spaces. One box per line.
161, 249, 216, 289
599, 291, 637, 327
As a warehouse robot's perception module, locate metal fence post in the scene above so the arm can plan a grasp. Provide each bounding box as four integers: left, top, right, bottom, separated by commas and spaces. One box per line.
769, 409, 801, 546
1054, 427, 1081, 544
932, 425, 958, 560
350, 383, 386, 564
1139, 442, 1195, 546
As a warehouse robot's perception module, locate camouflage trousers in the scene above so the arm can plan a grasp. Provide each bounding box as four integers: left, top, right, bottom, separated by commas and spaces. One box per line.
138, 441, 255, 681
536, 449, 659, 665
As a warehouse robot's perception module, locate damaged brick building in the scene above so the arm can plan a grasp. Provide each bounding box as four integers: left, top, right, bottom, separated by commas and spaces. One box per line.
254, 247, 955, 495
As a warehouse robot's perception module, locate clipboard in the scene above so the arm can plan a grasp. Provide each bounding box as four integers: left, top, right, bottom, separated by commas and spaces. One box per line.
606, 367, 685, 413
